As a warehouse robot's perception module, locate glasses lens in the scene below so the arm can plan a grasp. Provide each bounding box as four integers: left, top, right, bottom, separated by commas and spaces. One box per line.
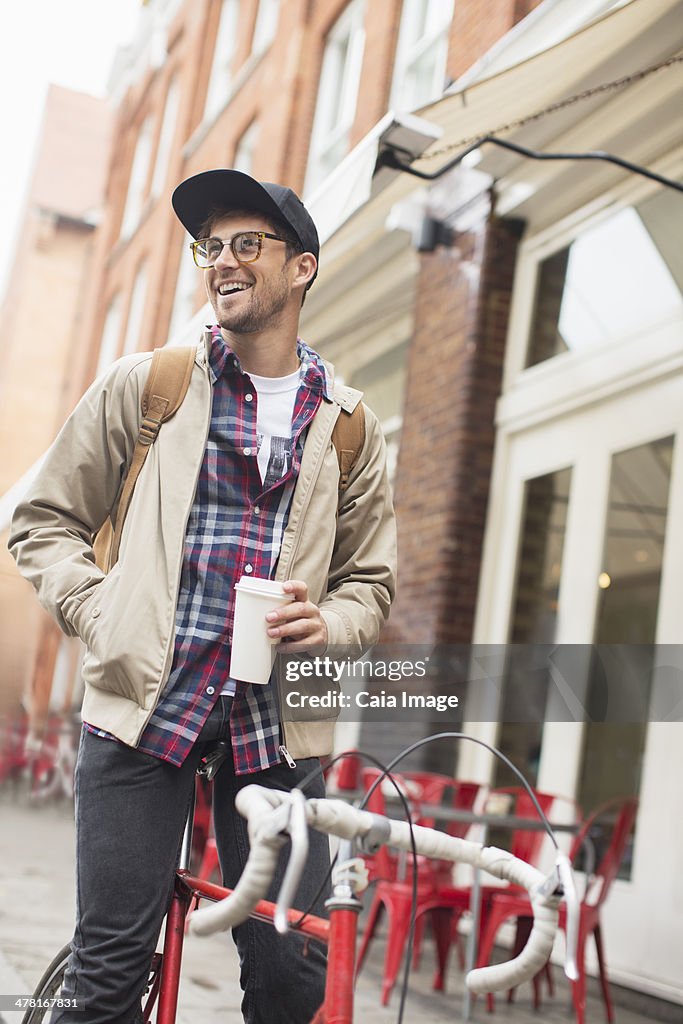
193, 238, 223, 267
233, 232, 261, 262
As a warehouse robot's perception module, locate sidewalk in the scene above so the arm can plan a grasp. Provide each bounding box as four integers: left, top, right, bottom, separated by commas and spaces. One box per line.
0, 794, 665, 1023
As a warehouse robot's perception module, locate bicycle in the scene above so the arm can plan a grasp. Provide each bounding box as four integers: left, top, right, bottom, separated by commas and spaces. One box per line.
20, 749, 580, 1024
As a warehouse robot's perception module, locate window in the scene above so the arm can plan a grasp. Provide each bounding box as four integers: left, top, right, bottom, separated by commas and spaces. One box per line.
576, 436, 674, 875
122, 264, 149, 356
349, 341, 408, 482
526, 189, 683, 368
96, 295, 122, 376
390, 0, 455, 111
169, 237, 199, 341
593, 437, 674, 646
150, 77, 180, 199
204, 0, 240, 122
120, 118, 154, 239
305, 0, 366, 195
494, 468, 573, 787
251, 0, 279, 56
233, 121, 259, 174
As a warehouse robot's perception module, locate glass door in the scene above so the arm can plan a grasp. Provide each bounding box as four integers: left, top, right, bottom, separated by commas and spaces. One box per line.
466, 374, 683, 998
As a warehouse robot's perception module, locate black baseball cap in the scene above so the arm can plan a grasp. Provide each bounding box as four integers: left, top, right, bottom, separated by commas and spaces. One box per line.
172, 169, 319, 284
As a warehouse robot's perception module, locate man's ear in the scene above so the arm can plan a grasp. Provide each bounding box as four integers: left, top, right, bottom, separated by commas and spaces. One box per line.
292, 252, 317, 290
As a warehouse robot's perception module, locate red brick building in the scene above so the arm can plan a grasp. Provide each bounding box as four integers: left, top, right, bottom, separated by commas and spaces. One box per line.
78, 0, 542, 381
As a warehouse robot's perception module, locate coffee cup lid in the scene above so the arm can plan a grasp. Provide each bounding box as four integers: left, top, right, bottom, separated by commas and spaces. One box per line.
234, 576, 292, 598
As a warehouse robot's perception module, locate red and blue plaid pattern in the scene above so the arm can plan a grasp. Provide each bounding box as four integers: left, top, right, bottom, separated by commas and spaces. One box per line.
85, 328, 328, 772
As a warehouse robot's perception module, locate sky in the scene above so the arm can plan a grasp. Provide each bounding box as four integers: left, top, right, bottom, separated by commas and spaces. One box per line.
0, 0, 142, 296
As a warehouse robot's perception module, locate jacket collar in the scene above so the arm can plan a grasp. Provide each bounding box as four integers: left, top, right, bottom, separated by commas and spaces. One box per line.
199, 327, 348, 406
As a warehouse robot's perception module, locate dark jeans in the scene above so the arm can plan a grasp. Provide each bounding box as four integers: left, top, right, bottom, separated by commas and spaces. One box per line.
51, 698, 329, 1024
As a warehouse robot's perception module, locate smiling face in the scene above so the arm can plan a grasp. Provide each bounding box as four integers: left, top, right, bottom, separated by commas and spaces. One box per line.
203, 212, 305, 336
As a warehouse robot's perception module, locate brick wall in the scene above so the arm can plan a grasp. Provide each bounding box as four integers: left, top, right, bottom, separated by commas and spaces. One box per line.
81, 0, 544, 381
448, 0, 545, 80
385, 210, 525, 647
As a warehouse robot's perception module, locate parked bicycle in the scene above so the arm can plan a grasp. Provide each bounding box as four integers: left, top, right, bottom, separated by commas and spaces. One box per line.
21, 746, 579, 1024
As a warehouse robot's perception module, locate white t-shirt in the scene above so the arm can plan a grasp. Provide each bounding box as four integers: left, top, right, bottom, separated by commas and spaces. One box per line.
221, 368, 300, 696
249, 368, 300, 489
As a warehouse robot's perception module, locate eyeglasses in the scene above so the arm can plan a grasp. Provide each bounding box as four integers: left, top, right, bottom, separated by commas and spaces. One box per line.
190, 231, 291, 268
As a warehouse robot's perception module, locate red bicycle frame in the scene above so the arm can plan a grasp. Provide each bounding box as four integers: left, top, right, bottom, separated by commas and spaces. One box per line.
149, 869, 361, 1024
147, 776, 361, 1024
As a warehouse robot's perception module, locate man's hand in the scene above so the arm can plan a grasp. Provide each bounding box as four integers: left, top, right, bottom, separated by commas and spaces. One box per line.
266, 579, 328, 652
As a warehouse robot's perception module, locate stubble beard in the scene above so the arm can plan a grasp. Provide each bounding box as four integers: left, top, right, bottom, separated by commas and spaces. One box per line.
214, 267, 291, 335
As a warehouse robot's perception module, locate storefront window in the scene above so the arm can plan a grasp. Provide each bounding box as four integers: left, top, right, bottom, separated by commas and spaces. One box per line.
576, 436, 674, 873
526, 190, 683, 368
495, 467, 572, 787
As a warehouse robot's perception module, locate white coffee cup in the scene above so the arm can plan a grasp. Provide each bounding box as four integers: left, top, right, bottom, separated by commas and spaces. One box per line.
229, 577, 294, 684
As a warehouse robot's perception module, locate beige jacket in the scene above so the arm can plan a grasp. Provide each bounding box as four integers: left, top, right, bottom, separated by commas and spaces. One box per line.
9, 334, 396, 758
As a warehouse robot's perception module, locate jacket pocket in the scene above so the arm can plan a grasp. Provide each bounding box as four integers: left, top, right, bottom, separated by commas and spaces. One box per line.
77, 563, 158, 705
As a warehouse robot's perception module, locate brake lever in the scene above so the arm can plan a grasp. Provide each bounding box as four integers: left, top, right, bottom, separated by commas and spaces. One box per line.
274, 789, 309, 934
535, 853, 579, 982
557, 852, 580, 981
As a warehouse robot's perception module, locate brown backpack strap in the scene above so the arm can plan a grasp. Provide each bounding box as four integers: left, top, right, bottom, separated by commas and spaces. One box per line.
331, 402, 366, 503
141, 345, 196, 421
100, 347, 195, 571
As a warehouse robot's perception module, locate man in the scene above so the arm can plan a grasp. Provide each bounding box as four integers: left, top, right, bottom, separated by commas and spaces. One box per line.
9, 169, 396, 1024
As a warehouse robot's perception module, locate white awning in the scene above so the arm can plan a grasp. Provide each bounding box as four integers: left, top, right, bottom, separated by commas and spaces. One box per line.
303, 0, 683, 322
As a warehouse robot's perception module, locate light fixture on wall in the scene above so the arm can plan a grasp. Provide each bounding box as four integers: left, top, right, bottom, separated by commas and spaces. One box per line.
414, 215, 455, 252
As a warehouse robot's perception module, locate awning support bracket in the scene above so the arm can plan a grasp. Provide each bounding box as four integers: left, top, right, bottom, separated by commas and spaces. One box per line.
377, 134, 683, 194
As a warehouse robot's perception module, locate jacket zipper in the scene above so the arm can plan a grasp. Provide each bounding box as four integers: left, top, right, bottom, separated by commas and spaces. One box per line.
279, 745, 297, 768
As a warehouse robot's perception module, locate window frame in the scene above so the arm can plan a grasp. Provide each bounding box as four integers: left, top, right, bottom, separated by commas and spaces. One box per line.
150, 75, 180, 200
168, 235, 200, 344
304, 0, 367, 195
233, 120, 259, 174
120, 116, 155, 240
499, 154, 683, 428
121, 262, 149, 356
96, 294, 123, 377
251, 0, 280, 56
203, 0, 241, 124
389, 0, 455, 112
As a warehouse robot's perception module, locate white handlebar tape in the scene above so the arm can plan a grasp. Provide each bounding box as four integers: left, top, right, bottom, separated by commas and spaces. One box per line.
188, 785, 288, 936
466, 893, 558, 994
188, 788, 560, 994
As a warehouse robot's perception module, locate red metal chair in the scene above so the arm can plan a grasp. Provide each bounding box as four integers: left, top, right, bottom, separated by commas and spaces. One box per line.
410, 787, 565, 993
476, 796, 639, 1023
355, 769, 481, 1004
358, 784, 579, 1004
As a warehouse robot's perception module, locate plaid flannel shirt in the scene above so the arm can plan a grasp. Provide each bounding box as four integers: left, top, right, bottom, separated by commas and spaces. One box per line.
85, 327, 329, 772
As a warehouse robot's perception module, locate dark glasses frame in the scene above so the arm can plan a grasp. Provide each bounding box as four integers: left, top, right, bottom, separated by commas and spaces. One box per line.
190, 231, 291, 268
